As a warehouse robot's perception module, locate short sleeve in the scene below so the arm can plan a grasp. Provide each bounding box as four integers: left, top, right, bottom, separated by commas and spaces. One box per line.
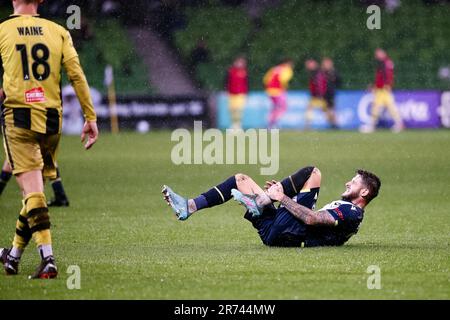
62, 29, 78, 64
326, 203, 360, 228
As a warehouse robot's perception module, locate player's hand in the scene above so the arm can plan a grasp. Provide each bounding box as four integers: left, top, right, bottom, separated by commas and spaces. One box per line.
266, 182, 284, 201
264, 180, 279, 191
81, 120, 99, 150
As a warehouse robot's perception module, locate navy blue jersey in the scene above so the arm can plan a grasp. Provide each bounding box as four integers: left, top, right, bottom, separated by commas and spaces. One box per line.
304, 200, 364, 247
245, 188, 319, 247
245, 190, 364, 247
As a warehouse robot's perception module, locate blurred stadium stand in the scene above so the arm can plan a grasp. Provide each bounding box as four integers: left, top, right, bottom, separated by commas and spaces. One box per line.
174, 6, 252, 91
1, 0, 449, 94
76, 19, 150, 94
173, 0, 450, 91
0, 2, 151, 95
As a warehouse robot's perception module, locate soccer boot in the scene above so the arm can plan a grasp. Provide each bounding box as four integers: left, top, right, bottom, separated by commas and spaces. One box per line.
231, 189, 263, 218
47, 197, 70, 207
0, 248, 19, 275
162, 185, 190, 221
28, 256, 58, 279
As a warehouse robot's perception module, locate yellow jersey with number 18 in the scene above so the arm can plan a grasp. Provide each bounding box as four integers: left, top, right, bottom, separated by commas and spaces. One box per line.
0, 14, 96, 134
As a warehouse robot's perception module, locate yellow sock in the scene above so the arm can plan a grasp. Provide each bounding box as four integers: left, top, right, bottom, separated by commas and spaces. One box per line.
25, 192, 52, 247
12, 201, 32, 250
33, 229, 52, 247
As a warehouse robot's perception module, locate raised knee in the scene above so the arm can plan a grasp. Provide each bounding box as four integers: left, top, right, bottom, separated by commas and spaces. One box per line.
312, 167, 321, 177
304, 167, 321, 188
235, 173, 249, 183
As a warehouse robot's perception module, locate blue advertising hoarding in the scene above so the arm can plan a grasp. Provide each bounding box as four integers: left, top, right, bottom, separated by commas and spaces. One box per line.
216, 90, 442, 130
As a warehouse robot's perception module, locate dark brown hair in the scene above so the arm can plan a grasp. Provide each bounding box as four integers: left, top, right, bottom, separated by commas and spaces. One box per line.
357, 169, 381, 204
17, 0, 41, 4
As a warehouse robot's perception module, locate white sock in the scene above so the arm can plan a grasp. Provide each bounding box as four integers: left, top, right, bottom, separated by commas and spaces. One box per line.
10, 247, 23, 259
38, 244, 53, 259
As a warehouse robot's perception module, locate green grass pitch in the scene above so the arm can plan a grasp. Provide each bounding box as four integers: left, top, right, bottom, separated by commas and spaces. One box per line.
0, 130, 449, 299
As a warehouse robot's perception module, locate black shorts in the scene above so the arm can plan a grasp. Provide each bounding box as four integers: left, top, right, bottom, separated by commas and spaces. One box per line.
325, 94, 335, 109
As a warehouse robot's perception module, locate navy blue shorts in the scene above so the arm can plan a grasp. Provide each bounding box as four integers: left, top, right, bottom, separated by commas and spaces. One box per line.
245, 187, 320, 247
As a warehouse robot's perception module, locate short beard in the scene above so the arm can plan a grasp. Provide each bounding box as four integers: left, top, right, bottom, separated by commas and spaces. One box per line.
341, 195, 350, 202
341, 193, 357, 202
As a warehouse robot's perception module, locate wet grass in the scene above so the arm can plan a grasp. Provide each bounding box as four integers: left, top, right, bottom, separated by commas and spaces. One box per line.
0, 130, 448, 299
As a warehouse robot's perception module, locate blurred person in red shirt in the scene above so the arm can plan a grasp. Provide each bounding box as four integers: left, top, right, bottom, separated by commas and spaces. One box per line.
361, 48, 404, 133
226, 56, 249, 129
304, 59, 328, 130
322, 57, 341, 129
263, 59, 294, 128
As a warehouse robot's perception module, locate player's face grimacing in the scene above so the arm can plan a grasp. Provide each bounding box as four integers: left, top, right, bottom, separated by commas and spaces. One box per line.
341, 174, 368, 202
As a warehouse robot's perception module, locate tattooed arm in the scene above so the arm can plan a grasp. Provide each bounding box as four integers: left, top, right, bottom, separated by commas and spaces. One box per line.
267, 182, 336, 226
279, 195, 336, 226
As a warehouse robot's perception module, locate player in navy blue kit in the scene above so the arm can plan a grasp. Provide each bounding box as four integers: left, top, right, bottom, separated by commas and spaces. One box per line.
162, 166, 380, 248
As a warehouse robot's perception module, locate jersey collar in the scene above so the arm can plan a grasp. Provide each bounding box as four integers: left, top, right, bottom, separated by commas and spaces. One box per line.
10, 14, 40, 17
340, 200, 364, 212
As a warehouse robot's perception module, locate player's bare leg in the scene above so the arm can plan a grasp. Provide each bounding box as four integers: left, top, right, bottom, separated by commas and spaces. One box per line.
325, 108, 338, 129
302, 167, 321, 189
235, 174, 271, 207
268, 95, 287, 129
233, 166, 320, 216
16, 170, 44, 195
363, 102, 383, 133
231, 173, 272, 217
229, 95, 245, 130
230, 106, 243, 130
304, 103, 314, 130
1, 159, 69, 206
386, 100, 405, 133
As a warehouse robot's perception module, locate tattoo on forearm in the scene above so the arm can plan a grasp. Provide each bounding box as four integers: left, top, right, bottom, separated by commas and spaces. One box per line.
280, 195, 335, 226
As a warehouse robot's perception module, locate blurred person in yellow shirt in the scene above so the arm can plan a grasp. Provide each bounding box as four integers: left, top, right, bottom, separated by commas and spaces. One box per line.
263, 59, 294, 128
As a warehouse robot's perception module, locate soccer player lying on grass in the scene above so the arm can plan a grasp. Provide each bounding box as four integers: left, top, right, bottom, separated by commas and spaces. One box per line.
162, 167, 381, 247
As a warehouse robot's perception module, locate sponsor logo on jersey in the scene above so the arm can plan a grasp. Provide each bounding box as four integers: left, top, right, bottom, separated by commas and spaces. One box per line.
334, 207, 345, 220
25, 87, 46, 103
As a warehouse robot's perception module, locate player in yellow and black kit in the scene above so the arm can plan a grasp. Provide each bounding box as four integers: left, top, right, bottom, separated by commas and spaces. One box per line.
0, 0, 98, 279
1, 89, 69, 206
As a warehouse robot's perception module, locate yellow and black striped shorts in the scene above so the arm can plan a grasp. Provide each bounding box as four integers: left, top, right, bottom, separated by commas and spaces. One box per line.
1, 123, 60, 179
